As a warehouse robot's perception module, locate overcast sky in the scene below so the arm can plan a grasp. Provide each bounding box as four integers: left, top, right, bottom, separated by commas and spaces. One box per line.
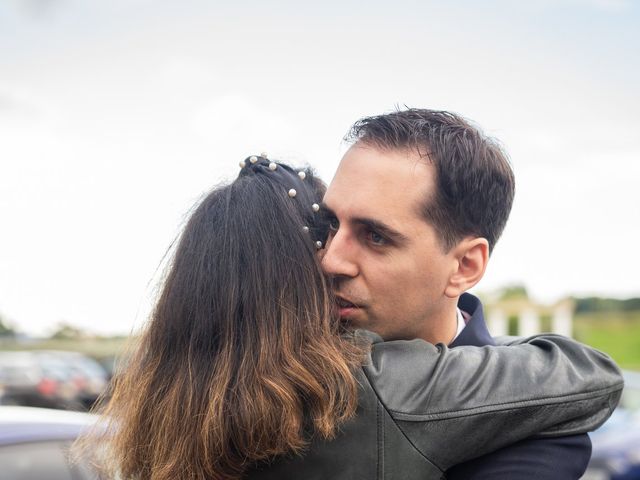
1, 0, 638, 335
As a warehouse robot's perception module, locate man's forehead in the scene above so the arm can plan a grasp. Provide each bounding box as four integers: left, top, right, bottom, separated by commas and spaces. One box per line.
324, 144, 433, 222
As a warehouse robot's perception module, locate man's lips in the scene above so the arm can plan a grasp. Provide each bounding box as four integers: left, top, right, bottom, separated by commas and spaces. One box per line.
336, 296, 358, 308
335, 295, 362, 318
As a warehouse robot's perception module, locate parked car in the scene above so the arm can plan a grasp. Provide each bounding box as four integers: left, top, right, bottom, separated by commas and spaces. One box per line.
582, 370, 640, 480
0, 351, 111, 411
0, 352, 80, 410
33, 351, 109, 410
0, 405, 99, 479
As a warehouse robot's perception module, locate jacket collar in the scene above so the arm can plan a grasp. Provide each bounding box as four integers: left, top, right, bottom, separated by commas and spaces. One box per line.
449, 292, 496, 347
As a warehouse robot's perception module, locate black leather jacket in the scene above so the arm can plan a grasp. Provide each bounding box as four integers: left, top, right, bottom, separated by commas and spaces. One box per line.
247, 331, 623, 480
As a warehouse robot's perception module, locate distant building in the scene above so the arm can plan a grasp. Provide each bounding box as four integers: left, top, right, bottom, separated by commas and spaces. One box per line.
484, 297, 575, 338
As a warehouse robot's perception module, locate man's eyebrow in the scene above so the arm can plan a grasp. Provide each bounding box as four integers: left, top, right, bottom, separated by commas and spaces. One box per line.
319, 203, 408, 244
353, 218, 409, 244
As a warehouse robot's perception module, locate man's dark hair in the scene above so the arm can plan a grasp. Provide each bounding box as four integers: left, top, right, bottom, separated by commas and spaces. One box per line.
346, 108, 515, 253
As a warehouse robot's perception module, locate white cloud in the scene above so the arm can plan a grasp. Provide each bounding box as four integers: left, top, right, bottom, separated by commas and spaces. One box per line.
584, 0, 632, 11
192, 93, 299, 158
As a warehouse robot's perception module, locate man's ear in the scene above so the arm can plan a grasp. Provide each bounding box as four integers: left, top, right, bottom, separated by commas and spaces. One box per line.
444, 237, 489, 298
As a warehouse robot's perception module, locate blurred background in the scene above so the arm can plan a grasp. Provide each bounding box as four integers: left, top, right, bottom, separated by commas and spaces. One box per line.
0, 1, 639, 478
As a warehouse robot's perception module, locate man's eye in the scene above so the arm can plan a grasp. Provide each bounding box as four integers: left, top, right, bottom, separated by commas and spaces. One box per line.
368, 230, 386, 246
328, 217, 339, 231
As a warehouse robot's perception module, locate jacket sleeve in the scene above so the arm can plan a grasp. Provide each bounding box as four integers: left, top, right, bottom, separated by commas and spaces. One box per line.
445, 434, 592, 480
359, 331, 623, 471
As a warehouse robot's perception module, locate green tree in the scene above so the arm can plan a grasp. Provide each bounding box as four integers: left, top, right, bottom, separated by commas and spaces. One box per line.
0, 313, 16, 338
574, 296, 640, 313
50, 322, 86, 340
498, 284, 529, 301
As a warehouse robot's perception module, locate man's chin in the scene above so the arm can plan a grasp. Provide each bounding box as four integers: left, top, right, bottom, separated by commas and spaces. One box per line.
338, 308, 368, 332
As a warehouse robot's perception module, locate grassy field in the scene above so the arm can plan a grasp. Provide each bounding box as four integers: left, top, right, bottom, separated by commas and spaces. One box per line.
573, 311, 640, 371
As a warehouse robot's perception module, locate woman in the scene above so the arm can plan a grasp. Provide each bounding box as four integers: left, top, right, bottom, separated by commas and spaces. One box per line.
83, 156, 622, 480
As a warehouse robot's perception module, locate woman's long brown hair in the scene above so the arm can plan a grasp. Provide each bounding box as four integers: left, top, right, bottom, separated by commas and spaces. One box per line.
78, 161, 364, 479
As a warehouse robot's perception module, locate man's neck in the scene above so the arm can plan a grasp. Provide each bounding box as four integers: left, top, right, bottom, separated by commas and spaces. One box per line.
416, 300, 459, 345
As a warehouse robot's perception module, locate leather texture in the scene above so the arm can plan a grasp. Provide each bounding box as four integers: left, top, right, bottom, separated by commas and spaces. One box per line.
446, 292, 593, 480
247, 330, 623, 480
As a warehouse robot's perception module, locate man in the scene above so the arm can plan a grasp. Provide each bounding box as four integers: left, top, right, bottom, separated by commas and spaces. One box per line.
320, 108, 592, 479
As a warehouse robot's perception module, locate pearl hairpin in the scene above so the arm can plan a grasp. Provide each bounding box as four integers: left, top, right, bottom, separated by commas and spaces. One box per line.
238, 155, 325, 249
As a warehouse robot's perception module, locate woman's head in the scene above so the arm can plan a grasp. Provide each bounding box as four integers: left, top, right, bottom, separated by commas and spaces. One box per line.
151, 158, 333, 380
86, 157, 363, 480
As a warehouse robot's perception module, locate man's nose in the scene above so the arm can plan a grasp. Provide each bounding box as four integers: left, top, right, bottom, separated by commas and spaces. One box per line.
321, 230, 359, 278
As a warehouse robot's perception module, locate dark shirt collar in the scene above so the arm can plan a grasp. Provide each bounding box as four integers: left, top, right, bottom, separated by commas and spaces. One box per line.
449, 292, 496, 347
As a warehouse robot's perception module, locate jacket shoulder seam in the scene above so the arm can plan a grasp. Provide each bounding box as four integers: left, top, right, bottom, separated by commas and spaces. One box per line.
388, 383, 623, 421
361, 368, 446, 473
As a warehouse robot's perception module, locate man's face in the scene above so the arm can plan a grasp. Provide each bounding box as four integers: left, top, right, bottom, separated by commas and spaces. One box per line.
321, 143, 459, 342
